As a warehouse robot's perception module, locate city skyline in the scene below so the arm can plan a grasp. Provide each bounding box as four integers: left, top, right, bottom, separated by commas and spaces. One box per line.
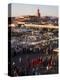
10, 3, 58, 17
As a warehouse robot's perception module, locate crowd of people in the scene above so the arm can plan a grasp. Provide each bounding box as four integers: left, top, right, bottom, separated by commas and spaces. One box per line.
9, 27, 58, 76
11, 54, 58, 76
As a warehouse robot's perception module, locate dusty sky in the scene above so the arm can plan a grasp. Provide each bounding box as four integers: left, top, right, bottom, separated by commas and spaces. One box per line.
9, 3, 58, 17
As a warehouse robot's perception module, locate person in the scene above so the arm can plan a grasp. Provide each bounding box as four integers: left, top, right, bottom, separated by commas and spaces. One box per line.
43, 57, 48, 68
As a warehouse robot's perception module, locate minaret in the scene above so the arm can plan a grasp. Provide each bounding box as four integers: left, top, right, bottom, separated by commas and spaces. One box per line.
37, 9, 41, 18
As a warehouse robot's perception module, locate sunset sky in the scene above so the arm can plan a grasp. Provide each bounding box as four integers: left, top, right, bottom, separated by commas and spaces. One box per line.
10, 3, 58, 17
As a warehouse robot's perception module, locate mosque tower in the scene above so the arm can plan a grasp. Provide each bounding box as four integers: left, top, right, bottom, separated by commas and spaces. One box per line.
37, 9, 41, 18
